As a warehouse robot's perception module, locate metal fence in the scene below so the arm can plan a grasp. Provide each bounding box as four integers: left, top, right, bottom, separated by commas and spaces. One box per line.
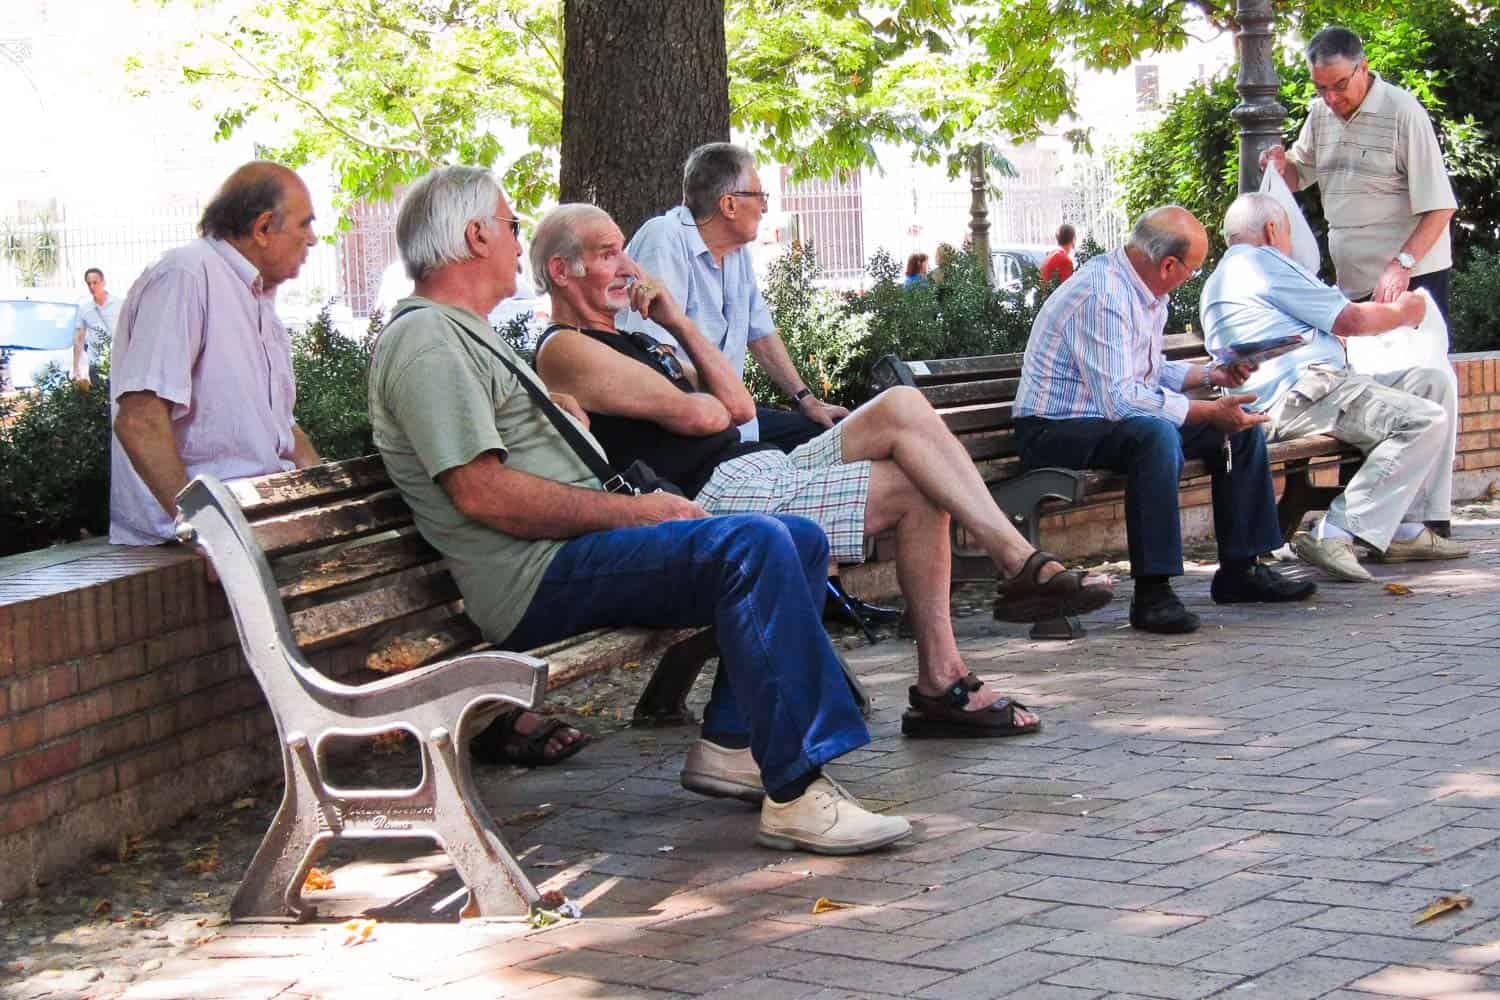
779, 169, 868, 284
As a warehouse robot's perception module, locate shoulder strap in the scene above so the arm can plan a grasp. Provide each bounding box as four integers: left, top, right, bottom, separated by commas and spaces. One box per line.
390, 304, 627, 492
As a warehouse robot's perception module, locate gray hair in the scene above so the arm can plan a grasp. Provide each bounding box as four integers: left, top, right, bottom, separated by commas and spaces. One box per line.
1223, 193, 1290, 246
396, 165, 505, 281
530, 203, 612, 294
683, 142, 755, 221
1306, 26, 1364, 67
1127, 207, 1192, 265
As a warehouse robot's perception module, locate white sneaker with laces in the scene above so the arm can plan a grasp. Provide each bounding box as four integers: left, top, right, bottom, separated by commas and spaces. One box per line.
681, 739, 764, 803
757, 776, 911, 855
1293, 531, 1373, 582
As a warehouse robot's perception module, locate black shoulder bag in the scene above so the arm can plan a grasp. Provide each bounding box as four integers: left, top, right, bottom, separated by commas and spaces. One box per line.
389, 304, 683, 496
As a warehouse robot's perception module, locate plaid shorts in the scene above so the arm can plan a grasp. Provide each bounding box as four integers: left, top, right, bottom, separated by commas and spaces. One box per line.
697, 424, 873, 564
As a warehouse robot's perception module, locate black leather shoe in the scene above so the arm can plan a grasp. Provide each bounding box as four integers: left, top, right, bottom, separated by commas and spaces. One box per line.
1210, 563, 1317, 604
1130, 585, 1200, 634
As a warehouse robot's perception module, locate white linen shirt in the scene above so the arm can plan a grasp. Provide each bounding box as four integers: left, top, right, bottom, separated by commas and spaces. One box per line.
617, 204, 775, 440
108, 238, 297, 545
1014, 249, 1192, 426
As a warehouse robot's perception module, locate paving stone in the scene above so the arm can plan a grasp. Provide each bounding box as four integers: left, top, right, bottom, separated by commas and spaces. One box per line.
913, 950, 1088, 1000
1227, 955, 1383, 999
773, 953, 954, 994
1044, 957, 1241, 998
1349, 965, 1496, 997
1318, 933, 1500, 971
1185, 925, 1349, 976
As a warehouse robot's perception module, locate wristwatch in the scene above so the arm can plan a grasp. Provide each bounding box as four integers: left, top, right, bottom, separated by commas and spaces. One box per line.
1396, 251, 1416, 270
793, 388, 814, 403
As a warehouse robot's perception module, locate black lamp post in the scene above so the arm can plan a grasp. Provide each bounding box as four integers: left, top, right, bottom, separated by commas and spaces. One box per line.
1231, 0, 1287, 194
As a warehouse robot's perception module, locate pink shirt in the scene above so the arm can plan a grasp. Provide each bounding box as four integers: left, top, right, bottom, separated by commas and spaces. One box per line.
109, 238, 297, 545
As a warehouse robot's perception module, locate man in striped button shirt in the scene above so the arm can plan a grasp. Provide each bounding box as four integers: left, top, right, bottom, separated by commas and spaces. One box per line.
1014, 206, 1316, 635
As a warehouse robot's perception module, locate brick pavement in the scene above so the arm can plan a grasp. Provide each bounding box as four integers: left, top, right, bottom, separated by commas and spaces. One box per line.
5, 518, 1500, 999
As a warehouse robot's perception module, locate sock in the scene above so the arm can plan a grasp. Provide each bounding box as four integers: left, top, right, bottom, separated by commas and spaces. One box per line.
767, 769, 822, 804
1135, 575, 1170, 597
1220, 557, 1254, 577
1393, 522, 1425, 542
1314, 515, 1355, 542
701, 730, 750, 750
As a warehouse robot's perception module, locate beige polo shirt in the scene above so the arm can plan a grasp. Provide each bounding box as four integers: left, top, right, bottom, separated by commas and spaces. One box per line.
1286, 73, 1456, 299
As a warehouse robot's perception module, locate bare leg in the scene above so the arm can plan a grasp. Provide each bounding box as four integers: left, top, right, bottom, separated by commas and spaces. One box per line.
843, 386, 1071, 581
865, 463, 1037, 724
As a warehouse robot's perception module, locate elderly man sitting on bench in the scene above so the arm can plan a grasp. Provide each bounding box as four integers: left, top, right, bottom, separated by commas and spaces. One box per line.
531, 203, 1114, 743
368, 165, 911, 855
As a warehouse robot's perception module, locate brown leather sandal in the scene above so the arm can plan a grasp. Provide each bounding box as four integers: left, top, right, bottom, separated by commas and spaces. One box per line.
901, 673, 1042, 738
994, 550, 1112, 623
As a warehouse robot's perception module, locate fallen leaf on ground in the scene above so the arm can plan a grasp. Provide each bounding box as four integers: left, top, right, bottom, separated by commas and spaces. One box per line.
1413, 893, 1472, 925
90, 899, 112, 916
341, 918, 377, 946
303, 868, 335, 891
1418, 843, 1435, 853
231, 797, 257, 810
499, 806, 554, 826
182, 854, 218, 875
538, 889, 567, 909
1385, 582, 1413, 596
812, 897, 855, 914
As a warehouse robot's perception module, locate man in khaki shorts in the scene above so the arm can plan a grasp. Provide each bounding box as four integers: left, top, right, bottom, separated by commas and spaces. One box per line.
531, 204, 1115, 752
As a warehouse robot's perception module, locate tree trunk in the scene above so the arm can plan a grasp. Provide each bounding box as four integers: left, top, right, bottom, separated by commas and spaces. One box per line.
560, 0, 730, 242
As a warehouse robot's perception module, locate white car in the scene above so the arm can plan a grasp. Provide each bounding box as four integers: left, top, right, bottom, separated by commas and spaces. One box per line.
0, 287, 83, 390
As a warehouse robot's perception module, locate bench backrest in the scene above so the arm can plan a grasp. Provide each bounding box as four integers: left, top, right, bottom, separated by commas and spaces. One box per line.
213, 455, 482, 672
869, 333, 1209, 480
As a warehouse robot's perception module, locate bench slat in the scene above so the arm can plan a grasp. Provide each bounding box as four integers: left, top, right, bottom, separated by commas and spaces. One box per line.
922, 377, 1022, 409
365, 613, 486, 674
229, 454, 392, 515
289, 569, 462, 649
898, 333, 1208, 386
252, 490, 415, 556
274, 532, 440, 600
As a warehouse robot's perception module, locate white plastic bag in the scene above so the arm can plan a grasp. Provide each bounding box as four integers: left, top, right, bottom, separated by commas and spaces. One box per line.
1259, 168, 1322, 274
1345, 288, 1451, 375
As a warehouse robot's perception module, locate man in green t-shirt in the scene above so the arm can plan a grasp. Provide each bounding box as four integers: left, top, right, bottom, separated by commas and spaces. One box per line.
368, 165, 910, 856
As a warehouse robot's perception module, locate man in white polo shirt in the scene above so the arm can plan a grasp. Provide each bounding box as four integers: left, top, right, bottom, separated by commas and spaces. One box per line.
72, 267, 122, 387
1260, 26, 1458, 318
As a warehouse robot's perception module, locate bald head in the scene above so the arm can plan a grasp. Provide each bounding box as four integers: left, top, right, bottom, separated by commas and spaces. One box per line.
199, 161, 307, 241
1129, 206, 1205, 265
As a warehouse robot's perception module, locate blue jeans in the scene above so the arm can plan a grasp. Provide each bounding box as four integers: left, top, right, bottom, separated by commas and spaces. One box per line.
1014, 415, 1283, 578
502, 514, 869, 795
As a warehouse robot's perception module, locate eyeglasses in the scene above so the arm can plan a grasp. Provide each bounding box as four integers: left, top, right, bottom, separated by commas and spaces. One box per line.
622, 330, 685, 381
1314, 62, 1364, 97
728, 190, 769, 208
1167, 256, 1202, 280
486, 214, 522, 238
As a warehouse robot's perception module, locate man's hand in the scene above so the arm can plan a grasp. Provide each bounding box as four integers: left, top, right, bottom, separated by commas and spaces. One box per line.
1258, 145, 1285, 172
1395, 290, 1427, 327
624, 260, 688, 332
1373, 260, 1413, 303
551, 391, 590, 429
798, 393, 849, 428
1208, 393, 1271, 434
1207, 361, 1256, 389
629, 491, 709, 525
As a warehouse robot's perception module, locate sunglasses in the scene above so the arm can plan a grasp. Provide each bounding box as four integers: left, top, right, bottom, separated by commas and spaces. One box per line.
487, 214, 521, 238
622, 330, 685, 381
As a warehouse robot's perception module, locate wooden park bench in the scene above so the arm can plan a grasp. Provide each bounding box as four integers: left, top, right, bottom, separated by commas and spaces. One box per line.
869, 333, 1361, 638
173, 455, 736, 923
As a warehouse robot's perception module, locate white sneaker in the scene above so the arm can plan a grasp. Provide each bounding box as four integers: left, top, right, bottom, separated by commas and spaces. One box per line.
1293, 531, 1373, 582
757, 776, 911, 855
681, 739, 764, 803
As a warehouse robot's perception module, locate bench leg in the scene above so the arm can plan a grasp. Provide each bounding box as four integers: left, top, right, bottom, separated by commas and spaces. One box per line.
426, 726, 539, 919
230, 737, 328, 922
1277, 460, 1347, 541
1029, 615, 1085, 641
633, 628, 719, 725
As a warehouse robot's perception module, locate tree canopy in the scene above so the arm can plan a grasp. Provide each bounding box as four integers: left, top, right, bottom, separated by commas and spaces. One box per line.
145, 0, 1251, 219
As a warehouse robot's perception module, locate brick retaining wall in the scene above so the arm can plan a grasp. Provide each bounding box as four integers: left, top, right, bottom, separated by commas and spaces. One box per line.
3, 351, 1500, 900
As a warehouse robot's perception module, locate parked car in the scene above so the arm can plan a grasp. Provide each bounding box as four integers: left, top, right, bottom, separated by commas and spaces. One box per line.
0, 288, 82, 390
989, 246, 1050, 293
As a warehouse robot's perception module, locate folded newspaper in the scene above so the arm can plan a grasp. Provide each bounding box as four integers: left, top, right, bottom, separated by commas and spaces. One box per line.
1209, 333, 1307, 368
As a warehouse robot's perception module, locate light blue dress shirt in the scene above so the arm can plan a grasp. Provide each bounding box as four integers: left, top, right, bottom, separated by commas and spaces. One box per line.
618, 205, 775, 440
1200, 244, 1350, 412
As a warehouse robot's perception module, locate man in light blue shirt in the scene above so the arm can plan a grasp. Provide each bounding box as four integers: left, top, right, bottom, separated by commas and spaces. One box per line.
1015, 206, 1315, 635
73, 267, 122, 386
619, 143, 846, 449
1201, 192, 1466, 582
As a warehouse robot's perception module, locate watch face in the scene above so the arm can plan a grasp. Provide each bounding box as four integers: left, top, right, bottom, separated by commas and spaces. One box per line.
1398, 253, 1416, 268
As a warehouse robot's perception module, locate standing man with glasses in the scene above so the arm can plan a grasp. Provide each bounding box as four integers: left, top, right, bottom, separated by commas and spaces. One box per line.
1260, 26, 1458, 320
620, 142, 844, 452
1014, 206, 1317, 635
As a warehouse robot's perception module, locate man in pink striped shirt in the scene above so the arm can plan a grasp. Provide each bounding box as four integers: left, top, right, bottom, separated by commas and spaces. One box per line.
109, 162, 323, 545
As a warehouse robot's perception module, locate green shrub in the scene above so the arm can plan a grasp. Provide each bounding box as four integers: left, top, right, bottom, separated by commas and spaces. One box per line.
1450, 247, 1500, 353
291, 306, 376, 461
754, 242, 1050, 409
0, 362, 112, 556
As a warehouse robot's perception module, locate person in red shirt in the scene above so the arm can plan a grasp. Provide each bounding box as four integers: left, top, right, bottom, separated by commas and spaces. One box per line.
1040, 224, 1076, 285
